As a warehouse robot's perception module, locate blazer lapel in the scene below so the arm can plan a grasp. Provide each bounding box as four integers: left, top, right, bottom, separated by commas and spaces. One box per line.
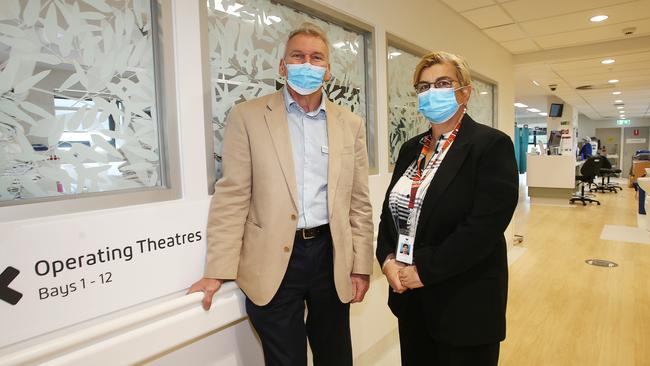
264, 91, 299, 210
326, 100, 342, 219
416, 117, 474, 237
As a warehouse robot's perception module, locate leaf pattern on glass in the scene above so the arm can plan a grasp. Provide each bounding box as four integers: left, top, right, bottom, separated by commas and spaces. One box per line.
466, 77, 496, 128
206, 0, 368, 178
387, 46, 428, 165
0, 0, 160, 201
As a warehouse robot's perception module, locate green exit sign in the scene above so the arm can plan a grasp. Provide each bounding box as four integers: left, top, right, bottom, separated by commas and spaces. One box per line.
617, 119, 631, 125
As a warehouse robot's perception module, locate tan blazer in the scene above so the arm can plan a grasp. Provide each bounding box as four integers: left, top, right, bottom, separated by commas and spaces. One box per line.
204, 90, 374, 306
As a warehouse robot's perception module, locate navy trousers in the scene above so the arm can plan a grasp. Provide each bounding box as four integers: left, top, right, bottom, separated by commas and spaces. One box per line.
245, 232, 352, 366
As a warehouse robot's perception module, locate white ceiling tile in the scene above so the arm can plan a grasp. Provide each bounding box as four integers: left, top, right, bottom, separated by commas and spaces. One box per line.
547, 52, 650, 72
483, 23, 528, 41
501, 38, 541, 53
501, 0, 629, 22
440, 0, 496, 13
461, 5, 515, 29
533, 19, 650, 49
519, 1, 650, 37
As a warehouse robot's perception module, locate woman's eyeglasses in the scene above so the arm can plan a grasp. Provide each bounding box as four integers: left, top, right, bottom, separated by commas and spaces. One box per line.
414, 79, 457, 93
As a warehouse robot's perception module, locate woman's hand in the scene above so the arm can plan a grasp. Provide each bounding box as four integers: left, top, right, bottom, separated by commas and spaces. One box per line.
383, 258, 408, 293
399, 265, 424, 289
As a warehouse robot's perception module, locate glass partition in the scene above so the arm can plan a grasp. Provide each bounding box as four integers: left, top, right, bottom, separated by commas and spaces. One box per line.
0, 0, 166, 203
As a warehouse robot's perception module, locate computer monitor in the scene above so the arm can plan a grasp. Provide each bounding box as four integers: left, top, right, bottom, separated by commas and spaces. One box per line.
548, 130, 562, 148
549, 103, 564, 117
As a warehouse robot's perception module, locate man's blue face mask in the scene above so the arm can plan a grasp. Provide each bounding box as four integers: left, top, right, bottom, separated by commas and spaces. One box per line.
418, 86, 467, 124
285, 62, 326, 95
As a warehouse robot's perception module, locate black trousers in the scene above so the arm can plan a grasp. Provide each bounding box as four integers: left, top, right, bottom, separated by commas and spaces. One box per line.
245, 232, 352, 366
398, 294, 500, 366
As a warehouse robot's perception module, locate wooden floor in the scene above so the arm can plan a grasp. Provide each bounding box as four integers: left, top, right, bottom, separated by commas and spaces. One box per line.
501, 181, 650, 366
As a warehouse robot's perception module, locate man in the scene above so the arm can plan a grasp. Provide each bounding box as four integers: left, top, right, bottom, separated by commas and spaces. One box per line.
188, 22, 374, 366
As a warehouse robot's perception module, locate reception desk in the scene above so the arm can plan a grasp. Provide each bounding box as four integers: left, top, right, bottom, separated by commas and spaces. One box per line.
527, 154, 577, 201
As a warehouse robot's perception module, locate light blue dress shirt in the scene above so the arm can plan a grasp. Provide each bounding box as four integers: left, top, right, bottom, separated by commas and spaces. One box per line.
283, 87, 329, 229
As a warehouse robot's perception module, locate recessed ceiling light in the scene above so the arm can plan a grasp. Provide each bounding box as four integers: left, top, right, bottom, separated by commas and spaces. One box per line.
527, 108, 541, 113
619, 111, 625, 114
620, 115, 626, 118
532, 80, 540, 86
608, 79, 619, 83
480, 91, 488, 95
615, 99, 623, 103
617, 106, 624, 109
539, 112, 548, 116
613, 91, 622, 95
514, 103, 528, 108
601, 58, 615, 64
590, 15, 608, 22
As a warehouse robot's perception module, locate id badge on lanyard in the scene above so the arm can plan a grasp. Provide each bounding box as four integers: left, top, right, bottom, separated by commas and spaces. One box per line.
395, 233, 414, 264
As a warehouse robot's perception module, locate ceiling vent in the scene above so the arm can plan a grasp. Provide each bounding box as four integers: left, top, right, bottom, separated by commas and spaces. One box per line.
576, 84, 615, 90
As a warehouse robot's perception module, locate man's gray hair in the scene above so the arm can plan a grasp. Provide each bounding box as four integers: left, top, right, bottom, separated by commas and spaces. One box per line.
285, 22, 330, 57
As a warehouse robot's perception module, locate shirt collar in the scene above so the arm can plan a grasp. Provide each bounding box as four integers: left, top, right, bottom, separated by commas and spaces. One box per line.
283, 86, 327, 117
419, 128, 453, 147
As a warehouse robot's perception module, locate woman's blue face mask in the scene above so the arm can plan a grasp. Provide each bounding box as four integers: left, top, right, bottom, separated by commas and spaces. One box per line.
285, 62, 326, 95
418, 86, 467, 124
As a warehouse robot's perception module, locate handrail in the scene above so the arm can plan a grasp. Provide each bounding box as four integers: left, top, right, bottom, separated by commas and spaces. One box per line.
0, 283, 244, 366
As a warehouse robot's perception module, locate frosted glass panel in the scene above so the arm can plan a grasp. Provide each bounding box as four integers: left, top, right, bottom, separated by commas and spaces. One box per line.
386, 45, 498, 165
466, 77, 496, 127
206, 0, 370, 177
386, 46, 427, 165
0, 0, 162, 203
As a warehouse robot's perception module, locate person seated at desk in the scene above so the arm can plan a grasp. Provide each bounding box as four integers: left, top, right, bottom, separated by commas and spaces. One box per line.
579, 139, 592, 160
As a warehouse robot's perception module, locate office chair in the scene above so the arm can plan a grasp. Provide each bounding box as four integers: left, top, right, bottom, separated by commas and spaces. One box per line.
570, 156, 602, 206
593, 156, 622, 193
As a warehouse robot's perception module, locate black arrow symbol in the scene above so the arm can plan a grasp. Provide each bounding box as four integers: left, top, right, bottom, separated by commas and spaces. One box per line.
0, 266, 23, 305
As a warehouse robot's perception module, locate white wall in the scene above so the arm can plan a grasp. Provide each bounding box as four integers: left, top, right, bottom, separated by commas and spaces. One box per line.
0, 0, 515, 364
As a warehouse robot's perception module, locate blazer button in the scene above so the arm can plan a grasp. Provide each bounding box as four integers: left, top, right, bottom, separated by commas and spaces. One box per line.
290, 214, 297, 221
283, 246, 291, 253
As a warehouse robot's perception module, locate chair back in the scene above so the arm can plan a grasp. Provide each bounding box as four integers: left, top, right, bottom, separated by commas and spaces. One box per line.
600, 156, 612, 169
580, 156, 602, 177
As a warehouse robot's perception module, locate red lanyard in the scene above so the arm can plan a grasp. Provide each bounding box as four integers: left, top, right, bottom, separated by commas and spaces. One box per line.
408, 122, 461, 209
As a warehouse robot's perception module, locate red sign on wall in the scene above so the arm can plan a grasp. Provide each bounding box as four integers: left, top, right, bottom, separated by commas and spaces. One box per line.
634, 129, 640, 136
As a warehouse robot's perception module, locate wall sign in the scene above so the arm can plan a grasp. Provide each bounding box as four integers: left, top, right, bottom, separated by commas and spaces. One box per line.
626, 138, 646, 144
0, 201, 209, 347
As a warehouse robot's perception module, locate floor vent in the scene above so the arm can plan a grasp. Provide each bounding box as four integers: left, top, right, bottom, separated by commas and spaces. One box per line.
585, 259, 618, 267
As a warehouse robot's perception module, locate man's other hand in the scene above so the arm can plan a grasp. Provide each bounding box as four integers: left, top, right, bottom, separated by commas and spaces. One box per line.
350, 273, 370, 303
187, 278, 224, 310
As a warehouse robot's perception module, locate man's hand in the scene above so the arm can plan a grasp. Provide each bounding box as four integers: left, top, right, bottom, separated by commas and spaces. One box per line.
187, 278, 224, 310
399, 265, 424, 289
350, 273, 370, 303
383, 259, 407, 293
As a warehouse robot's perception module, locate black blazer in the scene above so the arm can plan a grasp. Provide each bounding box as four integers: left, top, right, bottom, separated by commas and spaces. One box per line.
376, 114, 518, 346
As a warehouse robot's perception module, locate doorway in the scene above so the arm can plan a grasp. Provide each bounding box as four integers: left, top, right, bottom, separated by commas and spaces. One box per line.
622, 127, 650, 178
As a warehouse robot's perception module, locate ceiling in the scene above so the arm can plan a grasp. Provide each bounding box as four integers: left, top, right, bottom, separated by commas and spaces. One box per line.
441, 0, 650, 121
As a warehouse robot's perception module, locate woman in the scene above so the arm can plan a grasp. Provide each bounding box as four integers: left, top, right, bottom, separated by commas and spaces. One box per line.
376, 51, 518, 365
